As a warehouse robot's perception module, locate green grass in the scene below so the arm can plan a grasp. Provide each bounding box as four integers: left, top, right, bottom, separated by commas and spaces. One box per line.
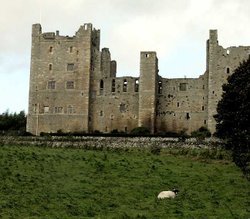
0, 145, 249, 219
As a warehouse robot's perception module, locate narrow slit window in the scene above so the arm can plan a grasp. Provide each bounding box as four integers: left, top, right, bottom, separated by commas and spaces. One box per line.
123, 79, 127, 92
100, 79, 104, 95
49, 46, 53, 53
69, 46, 73, 53
158, 81, 162, 94
135, 79, 139, 92
49, 64, 53, 71
186, 113, 190, 120
111, 79, 116, 92
226, 67, 230, 74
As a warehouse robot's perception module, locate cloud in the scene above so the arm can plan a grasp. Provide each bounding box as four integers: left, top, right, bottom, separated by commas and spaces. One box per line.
1, 0, 250, 112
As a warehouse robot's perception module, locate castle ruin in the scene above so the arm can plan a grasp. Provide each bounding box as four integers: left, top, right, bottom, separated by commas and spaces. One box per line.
27, 23, 250, 135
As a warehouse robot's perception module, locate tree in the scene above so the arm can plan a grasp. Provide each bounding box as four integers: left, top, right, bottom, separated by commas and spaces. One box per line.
215, 58, 250, 177
0, 110, 27, 135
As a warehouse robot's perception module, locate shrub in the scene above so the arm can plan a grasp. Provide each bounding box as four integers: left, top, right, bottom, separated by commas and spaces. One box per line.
130, 127, 150, 135
191, 127, 211, 141
178, 130, 189, 142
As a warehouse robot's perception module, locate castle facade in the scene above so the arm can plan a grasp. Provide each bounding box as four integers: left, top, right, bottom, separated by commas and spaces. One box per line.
27, 23, 250, 135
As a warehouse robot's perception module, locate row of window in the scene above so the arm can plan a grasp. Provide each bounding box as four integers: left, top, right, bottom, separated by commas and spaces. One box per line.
48, 63, 75, 71
43, 105, 75, 114
33, 104, 75, 114
158, 82, 188, 94
49, 46, 78, 54
99, 79, 139, 93
48, 81, 74, 89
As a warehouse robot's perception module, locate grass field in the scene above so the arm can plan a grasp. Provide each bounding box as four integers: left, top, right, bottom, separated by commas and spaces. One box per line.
0, 145, 249, 218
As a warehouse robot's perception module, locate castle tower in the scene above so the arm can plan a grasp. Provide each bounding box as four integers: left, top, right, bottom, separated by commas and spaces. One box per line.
207, 29, 219, 133
27, 23, 98, 135
138, 52, 158, 134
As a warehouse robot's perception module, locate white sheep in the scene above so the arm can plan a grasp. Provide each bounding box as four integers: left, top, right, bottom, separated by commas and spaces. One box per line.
157, 189, 179, 199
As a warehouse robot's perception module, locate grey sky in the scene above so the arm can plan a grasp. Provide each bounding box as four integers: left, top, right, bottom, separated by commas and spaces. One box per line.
0, 0, 250, 113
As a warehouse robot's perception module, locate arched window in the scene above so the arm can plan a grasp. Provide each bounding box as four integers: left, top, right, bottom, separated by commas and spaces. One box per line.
226, 67, 230, 74
123, 79, 127, 92
49, 64, 52, 71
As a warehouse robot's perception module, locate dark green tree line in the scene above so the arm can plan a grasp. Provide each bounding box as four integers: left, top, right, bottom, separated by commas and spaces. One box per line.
0, 110, 26, 135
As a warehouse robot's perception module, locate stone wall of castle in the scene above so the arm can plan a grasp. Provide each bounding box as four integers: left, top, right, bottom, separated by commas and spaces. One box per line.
27, 24, 250, 135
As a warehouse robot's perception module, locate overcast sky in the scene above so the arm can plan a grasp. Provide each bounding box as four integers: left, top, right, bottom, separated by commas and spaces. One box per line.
1, 0, 250, 113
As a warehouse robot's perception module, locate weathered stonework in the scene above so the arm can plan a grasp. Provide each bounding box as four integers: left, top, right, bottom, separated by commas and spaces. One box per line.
27, 24, 250, 135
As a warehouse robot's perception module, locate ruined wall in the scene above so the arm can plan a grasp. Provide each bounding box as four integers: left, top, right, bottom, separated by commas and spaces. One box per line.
90, 77, 139, 133
156, 74, 208, 134
27, 24, 250, 135
207, 30, 250, 133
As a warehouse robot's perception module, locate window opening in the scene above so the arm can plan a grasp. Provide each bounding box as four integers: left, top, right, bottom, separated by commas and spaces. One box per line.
135, 79, 139, 92
55, 107, 63, 114
67, 105, 74, 114
186, 113, 190, 120
67, 63, 74, 71
123, 79, 127, 92
100, 80, 104, 95
112, 79, 116, 92
158, 81, 162, 94
44, 106, 49, 113
66, 81, 74, 89
119, 103, 126, 113
179, 83, 187, 91
48, 81, 56, 89
49, 64, 52, 71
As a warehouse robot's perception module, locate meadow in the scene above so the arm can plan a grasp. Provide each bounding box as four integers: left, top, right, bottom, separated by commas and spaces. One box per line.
0, 145, 249, 218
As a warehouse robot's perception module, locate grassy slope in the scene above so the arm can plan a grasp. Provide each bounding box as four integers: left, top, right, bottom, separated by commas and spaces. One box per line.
0, 145, 249, 219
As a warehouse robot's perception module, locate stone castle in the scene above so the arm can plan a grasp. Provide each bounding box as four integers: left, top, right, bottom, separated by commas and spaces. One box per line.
27, 23, 250, 135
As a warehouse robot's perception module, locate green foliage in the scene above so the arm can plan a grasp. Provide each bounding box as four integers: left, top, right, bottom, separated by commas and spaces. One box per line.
178, 129, 189, 142
191, 126, 211, 140
0, 145, 249, 218
215, 58, 250, 177
0, 110, 27, 135
130, 127, 150, 135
